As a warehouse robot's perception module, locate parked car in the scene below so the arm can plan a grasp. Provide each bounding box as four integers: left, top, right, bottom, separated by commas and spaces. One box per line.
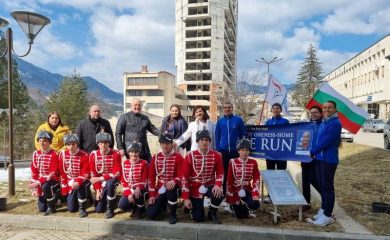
341, 128, 354, 143
362, 119, 386, 133
384, 118, 390, 150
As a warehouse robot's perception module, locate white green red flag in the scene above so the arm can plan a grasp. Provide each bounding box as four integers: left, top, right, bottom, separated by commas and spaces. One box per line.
306, 82, 369, 134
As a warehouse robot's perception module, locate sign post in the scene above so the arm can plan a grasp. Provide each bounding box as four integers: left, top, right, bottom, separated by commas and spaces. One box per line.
260, 170, 307, 223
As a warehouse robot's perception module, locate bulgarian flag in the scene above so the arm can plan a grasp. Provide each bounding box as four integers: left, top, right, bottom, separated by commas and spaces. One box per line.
306, 82, 369, 134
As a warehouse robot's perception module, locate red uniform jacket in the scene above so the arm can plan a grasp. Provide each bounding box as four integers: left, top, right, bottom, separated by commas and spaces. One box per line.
58, 149, 90, 195
148, 151, 184, 198
89, 149, 121, 190
120, 158, 148, 197
226, 157, 260, 204
181, 149, 224, 200
30, 149, 60, 196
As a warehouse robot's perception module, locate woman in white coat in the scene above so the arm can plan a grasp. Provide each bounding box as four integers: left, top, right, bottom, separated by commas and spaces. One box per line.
175, 105, 215, 151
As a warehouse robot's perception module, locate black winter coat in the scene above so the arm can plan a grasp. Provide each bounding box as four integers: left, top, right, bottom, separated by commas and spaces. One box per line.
76, 117, 114, 153
115, 111, 160, 162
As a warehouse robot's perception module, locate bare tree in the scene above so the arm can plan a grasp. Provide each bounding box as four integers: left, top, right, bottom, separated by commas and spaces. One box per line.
217, 70, 266, 123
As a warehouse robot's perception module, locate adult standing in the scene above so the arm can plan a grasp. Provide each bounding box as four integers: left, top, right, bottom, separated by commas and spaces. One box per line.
301, 106, 322, 210
175, 105, 215, 151
309, 101, 341, 226
35, 111, 70, 152
76, 105, 114, 153
161, 104, 190, 152
116, 98, 160, 162
265, 103, 289, 170
215, 102, 246, 194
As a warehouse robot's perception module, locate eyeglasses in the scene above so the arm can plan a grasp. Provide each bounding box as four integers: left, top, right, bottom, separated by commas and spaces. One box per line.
223, 106, 232, 109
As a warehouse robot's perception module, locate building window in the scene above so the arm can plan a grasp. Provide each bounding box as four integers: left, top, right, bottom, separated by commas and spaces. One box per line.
147, 90, 164, 96
146, 103, 164, 109
127, 77, 157, 85
127, 90, 143, 96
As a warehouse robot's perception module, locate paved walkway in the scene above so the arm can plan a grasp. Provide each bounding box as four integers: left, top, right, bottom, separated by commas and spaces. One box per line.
287, 161, 372, 234
0, 225, 167, 240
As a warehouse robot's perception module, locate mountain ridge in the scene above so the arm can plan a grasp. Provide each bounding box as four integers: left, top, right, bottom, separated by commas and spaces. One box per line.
15, 57, 123, 104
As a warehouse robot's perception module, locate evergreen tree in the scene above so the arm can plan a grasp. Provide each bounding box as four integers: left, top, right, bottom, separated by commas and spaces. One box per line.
0, 30, 33, 159
292, 44, 323, 107
46, 72, 88, 131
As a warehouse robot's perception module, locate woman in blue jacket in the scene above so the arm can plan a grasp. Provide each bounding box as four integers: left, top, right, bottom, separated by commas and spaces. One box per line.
309, 100, 341, 226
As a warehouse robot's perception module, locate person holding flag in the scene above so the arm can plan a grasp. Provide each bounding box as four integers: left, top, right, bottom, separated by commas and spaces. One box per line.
308, 101, 341, 226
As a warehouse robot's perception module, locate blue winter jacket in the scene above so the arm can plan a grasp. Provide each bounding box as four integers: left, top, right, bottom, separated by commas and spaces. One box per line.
310, 113, 341, 164
215, 114, 246, 152
265, 116, 289, 126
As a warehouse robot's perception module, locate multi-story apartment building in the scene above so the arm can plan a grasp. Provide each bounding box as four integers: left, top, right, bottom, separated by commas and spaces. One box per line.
324, 35, 390, 120
175, 0, 238, 121
123, 65, 190, 119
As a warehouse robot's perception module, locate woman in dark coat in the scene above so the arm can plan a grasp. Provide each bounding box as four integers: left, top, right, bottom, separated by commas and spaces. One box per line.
161, 104, 190, 153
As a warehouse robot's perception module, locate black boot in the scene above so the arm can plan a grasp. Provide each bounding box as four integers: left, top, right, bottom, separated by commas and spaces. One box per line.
208, 207, 221, 224
168, 204, 178, 224
44, 199, 56, 216
105, 199, 115, 219
133, 205, 145, 219
79, 201, 88, 218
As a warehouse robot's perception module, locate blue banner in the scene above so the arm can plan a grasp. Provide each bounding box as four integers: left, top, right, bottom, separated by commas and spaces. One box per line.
246, 122, 317, 162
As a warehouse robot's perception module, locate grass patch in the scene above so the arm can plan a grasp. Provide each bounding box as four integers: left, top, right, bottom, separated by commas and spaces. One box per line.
0, 166, 343, 232
335, 143, 390, 235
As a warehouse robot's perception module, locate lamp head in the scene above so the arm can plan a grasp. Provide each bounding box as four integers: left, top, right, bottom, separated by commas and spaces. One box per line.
0, 18, 9, 28
11, 11, 50, 44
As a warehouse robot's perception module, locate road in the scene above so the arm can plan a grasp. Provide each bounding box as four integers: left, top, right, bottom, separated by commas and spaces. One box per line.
353, 131, 384, 149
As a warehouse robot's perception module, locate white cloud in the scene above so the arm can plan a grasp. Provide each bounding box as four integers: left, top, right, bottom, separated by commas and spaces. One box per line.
2, 0, 389, 93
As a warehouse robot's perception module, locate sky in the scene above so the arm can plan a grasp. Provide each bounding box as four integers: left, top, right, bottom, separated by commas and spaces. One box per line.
1, 0, 389, 93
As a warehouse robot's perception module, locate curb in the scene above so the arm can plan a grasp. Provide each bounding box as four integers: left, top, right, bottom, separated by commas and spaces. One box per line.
0, 214, 389, 240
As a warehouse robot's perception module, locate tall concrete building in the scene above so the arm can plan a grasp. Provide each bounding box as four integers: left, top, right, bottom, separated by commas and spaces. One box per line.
175, 0, 238, 121
324, 35, 390, 120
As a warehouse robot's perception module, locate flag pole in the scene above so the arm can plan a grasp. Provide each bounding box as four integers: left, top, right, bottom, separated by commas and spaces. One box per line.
259, 74, 272, 124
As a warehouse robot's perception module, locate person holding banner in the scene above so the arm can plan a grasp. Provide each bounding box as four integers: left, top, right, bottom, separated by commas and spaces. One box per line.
215, 102, 246, 195
226, 138, 260, 219
265, 103, 289, 170
309, 101, 341, 226
301, 106, 322, 211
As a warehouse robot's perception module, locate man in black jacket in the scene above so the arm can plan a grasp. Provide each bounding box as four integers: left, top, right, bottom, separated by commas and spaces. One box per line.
115, 98, 160, 162
76, 105, 114, 153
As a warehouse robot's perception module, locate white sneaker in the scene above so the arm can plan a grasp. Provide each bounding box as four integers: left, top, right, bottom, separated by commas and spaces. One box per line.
311, 214, 334, 226
263, 196, 271, 203
312, 208, 324, 220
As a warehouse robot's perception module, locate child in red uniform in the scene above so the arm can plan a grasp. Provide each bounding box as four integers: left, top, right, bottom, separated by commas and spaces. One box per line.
226, 138, 260, 218
29, 131, 60, 215
181, 129, 224, 224
118, 142, 148, 219
147, 133, 184, 224
59, 133, 90, 217
89, 132, 121, 218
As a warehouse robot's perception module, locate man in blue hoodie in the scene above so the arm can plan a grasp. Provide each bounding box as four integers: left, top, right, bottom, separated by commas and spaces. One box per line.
215, 102, 246, 194
265, 103, 289, 170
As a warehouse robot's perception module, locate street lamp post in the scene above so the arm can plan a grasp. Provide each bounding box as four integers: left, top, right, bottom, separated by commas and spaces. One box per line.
255, 57, 284, 124
0, 11, 50, 196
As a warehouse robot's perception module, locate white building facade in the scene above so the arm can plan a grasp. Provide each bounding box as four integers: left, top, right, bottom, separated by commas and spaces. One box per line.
324, 35, 390, 120
175, 0, 238, 121
123, 65, 190, 119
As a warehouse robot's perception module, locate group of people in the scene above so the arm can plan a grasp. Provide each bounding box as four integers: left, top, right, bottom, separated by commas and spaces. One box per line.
29, 98, 342, 227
